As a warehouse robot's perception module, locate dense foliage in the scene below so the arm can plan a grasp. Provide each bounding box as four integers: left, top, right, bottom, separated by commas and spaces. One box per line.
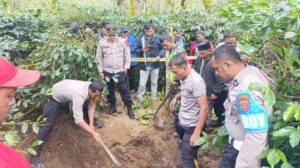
0, 0, 299, 167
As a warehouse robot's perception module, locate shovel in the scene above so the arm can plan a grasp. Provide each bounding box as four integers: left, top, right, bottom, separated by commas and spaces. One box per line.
152, 84, 176, 129
99, 139, 122, 167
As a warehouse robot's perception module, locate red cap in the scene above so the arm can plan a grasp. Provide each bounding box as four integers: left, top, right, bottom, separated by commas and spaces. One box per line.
0, 56, 40, 87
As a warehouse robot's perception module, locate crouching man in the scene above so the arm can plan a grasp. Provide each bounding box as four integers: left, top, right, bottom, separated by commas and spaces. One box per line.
169, 54, 209, 167
30, 79, 104, 168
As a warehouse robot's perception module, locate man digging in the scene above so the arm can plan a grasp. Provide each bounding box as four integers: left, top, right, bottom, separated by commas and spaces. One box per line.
30, 80, 104, 168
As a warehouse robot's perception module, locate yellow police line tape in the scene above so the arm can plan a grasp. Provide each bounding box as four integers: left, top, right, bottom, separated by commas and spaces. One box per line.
131, 56, 197, 62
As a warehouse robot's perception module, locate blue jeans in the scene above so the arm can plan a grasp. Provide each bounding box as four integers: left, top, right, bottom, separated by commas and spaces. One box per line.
175, 120, 199, 168
137, 67, 159, 102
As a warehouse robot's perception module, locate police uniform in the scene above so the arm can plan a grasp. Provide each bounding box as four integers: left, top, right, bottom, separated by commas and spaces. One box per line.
219, 65, 273, 168
96, 24, 134, 118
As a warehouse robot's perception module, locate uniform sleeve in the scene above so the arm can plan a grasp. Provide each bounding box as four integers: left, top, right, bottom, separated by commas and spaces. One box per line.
72, 96, 85, 124
235, 90, 269, 168
124, 42, 131, 69
96, 41, 103, 73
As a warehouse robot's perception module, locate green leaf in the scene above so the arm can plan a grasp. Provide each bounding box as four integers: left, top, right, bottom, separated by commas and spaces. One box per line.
30, 140, 43, 147
293, 106, 300, 121
32, 123, 39, 134
267, 150, 280, 168
284, 31, 297, 39
138, 119, 149, 125
27, 148, 37, 155
193, 136, 207, 146
295, 80, 300, 91
292, 69, 300, 77
264, 88, 276, 107
283, 103, 296, 122
276, 150, 287, 163
258, 149, 271, 159
289, 132, 300, 148
21, 123, 28, 134
112, 76, 119, 83
281, 162, 294, 168
248, 82, 265, 91
4, 131, 21, 146
217, 125, 228, 136
105, 76, 110, 82
273, 126, 295, 137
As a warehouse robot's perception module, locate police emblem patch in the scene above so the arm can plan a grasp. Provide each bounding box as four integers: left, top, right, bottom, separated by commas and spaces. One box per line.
237, 94, 250, 112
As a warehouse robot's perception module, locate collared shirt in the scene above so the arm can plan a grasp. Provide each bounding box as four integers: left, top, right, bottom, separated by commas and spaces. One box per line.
179, 69, 206, 127
52, 80, 97, 124
224, 65, 273, 168
96, 37, 131, 74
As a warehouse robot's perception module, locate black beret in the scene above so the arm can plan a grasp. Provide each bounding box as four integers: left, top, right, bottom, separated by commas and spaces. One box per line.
197, 40, 211, 51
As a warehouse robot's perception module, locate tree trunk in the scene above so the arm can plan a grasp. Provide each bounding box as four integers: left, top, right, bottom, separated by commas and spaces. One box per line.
202, 0, 212, 8
129, 0, 135, 17
181, 0, 186, 8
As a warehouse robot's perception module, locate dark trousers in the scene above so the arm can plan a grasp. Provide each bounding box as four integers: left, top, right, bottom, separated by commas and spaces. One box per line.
219, 143, 239, 168
219, 142, 268, 168
213, 91, 228, 121
104, 71, 132, 107
175, 119, 199, 168
33, 98, 88, 156
127, 65, 138, 91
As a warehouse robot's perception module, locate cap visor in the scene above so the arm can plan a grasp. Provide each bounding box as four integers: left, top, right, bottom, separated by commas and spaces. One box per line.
1, 69, 40, 87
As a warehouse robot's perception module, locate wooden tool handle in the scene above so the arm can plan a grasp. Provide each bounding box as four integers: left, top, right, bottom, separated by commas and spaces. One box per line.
99, 140, 122, 167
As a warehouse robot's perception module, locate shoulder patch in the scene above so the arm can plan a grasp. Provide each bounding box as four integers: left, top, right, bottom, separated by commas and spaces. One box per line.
237, 94, 250, 112
236, 91, 268, 132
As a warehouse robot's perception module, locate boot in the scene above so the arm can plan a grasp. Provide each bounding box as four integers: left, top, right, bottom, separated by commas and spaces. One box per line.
93, 117, 105, 128
108, 104, 117, 115
127, 106, 135, 119
30, 155, 45, 168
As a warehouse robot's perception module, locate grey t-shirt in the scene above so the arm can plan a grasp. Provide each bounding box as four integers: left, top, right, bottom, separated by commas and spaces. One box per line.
179, 69, 206, 127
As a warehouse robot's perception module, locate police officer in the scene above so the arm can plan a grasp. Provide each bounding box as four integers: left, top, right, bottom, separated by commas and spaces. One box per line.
30, 80, 104, 168
211, 44, 273, 168
96, 24, 135, 119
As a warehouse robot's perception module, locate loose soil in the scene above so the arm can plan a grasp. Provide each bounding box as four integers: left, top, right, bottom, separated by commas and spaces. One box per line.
21, 93, 220, 168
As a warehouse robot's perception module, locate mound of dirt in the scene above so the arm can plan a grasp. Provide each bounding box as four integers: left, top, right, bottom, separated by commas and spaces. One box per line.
40, 115, 113, 168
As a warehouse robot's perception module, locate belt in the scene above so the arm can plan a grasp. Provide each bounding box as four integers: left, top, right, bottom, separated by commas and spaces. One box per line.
229, 136, 244, 151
